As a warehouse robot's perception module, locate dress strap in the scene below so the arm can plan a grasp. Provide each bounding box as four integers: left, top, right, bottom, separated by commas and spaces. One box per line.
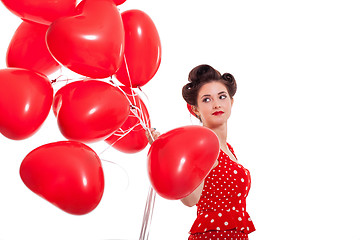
227, 143, 237, 159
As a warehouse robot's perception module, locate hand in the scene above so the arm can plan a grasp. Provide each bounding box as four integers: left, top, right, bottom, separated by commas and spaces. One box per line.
145, 128, 160, 145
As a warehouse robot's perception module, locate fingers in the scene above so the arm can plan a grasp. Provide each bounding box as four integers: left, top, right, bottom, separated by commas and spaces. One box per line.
146, 128, 160, 145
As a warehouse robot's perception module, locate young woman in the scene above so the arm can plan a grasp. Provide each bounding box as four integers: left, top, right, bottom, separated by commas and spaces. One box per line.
147, 64, 255, 240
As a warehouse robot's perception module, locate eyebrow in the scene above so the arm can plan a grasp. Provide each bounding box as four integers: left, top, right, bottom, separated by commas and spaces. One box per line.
201, 91, 228, 99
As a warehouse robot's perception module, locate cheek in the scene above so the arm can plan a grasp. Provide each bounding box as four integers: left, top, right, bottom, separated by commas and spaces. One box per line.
225, 102, 233, 115
197, 102, 210, 114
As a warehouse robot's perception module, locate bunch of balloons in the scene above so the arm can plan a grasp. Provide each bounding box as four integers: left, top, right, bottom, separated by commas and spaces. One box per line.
0, 0, 160, 215
0, 0, 220, 220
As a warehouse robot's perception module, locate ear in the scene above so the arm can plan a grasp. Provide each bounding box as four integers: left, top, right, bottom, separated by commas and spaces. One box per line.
231, 98, 234, 106
191, 105, 200, 115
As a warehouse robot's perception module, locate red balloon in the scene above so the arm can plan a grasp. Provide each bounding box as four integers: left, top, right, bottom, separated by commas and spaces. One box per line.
0, 68, 53, 140
105, 87, 150, 153
53, 80, 129, 142
0, 0, 76, 25
147, 126, 220, 200
115, 10, 161, 87
77, 0, 126, 9
114, 0, 126, 5
6, 21, 60, 76
46, 0, 125, 78
20, 141, 105, 215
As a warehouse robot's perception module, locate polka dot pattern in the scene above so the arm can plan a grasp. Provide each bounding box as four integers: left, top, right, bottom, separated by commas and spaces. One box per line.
189, 143, 255, 237
188, 228, 249, 240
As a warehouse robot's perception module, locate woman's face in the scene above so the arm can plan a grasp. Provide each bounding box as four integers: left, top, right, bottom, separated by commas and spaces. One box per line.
194, 81, 234, 128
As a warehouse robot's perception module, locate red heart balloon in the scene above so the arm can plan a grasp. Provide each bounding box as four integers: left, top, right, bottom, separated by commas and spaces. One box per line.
0, 68, 53, 140
53, 80, 130, 143
114, 0, 126, 5
147, 126, 220, 200
115, 10, 161, 87
105, 87, 150, 153
7, 21, 60, 76
20, 141, 105, 215
46, 0, 125, 78
0, 0, 76, 25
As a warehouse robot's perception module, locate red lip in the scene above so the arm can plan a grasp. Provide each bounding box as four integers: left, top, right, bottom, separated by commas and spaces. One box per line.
212, 111, 224, 116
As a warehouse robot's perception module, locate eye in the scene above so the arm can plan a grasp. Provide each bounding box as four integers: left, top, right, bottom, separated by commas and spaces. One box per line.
219, 94, 227, 100
202, 97, 211, 103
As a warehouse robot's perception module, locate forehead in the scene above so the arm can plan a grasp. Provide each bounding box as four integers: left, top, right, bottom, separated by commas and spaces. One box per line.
198, 81, 228, 96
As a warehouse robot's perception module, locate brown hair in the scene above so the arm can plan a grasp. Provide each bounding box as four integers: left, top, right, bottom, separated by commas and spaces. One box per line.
182, 64, 237, 107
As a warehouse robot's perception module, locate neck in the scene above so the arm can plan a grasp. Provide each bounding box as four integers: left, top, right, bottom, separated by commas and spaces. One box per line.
204, 122, 228, 150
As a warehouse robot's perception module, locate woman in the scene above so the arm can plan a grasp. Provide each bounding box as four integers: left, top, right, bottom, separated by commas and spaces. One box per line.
147, 64, 255, 240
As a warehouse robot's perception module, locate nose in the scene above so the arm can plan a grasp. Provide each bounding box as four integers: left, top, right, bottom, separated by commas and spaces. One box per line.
213, 99, 221, 109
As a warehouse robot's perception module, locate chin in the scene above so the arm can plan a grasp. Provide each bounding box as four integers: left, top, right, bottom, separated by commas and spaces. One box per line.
205, 119, 228, 128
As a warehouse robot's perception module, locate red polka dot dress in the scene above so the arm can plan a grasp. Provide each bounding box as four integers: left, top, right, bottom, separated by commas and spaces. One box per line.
188, 143, 255, 240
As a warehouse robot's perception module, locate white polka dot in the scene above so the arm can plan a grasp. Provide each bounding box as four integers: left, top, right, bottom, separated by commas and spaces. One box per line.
224, 221, 228, 226
210, 219, 214, 223
198, 223, 201, 227
237, 193, 241, 197
248, 217, 252, 221
216, 227, 220, 230
241, 178, 244, 182
205, 214, 208, 218
238, 217, 242, 221
218, 213, 222, 217
234, 170, 237, 174
232, 207, 236, 210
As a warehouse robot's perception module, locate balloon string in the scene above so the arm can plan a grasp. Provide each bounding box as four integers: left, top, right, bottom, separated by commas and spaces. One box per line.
122, 55, 139, 110
139, 187, 156, 240
108, 63, 156, 240
97, 123, 138, 156
136, 88, 151, 128
113, 85, 152, 139
123, 54, 134, 89
100, 158, 130, 192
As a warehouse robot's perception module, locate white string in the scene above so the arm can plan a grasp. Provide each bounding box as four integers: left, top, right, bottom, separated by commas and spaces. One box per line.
105, 60, 157, 240
100, 158, 130, 191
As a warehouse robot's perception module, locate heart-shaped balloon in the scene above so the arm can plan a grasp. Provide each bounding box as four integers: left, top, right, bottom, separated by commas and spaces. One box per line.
0, 68, 53, 140
0, 0, 76, 25
115, 10, 161, 87
147, 125, 220, 200
20, 141, 105, 215
53, 80, 130, 142
114, 0, 126, 5
7, 21, 60, 76
78, 0, 126, 7
46, 0, 125, 78
105, 87, 150, 153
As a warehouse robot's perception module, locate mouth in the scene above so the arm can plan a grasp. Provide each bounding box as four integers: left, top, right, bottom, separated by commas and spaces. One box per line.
212, 111, 224, 116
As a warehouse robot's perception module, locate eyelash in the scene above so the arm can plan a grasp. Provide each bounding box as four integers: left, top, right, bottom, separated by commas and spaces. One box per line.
202, 95, 227, 103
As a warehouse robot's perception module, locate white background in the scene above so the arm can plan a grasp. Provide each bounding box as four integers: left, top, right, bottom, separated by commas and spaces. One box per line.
1, 0, 360, 239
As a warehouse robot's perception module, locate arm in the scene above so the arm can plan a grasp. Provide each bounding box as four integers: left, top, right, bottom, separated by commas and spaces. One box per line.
180, 181, 205, 207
